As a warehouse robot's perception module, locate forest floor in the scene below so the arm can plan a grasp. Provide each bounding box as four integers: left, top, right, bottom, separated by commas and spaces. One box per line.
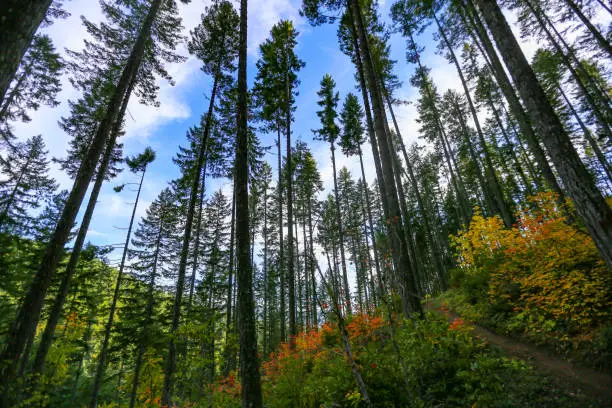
424, 300, 612, 406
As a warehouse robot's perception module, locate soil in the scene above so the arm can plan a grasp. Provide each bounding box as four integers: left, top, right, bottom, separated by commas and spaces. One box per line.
425, 301, 612, 406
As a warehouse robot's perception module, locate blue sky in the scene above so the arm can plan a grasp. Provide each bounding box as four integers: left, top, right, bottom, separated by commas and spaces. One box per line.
11, 0, 557, 270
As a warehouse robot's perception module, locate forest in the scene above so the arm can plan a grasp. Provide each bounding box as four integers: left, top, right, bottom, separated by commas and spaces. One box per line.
0, 0, 611, 406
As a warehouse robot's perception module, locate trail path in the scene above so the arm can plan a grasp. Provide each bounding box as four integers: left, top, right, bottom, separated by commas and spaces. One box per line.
425, 301, 612, 404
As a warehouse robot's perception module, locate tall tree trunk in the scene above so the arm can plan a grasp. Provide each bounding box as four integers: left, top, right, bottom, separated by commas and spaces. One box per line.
262, 186, 269, 353
307, 200, 318, 328
235, 0, 263, 403
32, 83, 133, 377
90, 163, 147, 408
384, 91, 447, 290
162, 73, 219, 406
187, 161, 208, 319
0, 0, 162, 387
0, 0, 52, 104
276, 130, 286, 343
557, 84, 612, 182
524, 0, 612, 140
349, 0, 421, 314
472, 0, 612, 270
487, 98, 533, 195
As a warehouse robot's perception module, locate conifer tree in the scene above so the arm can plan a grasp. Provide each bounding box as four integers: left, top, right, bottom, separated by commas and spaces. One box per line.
0, 135, 57, 234
235, 0, 263, 401
254, 19, 304, 347
315, 74, 352, 315
160, 3, 239, 402
0, 35, 63, 145
0, 0, 65, 105
90, 147, 155, 407
127, 187, 180, 408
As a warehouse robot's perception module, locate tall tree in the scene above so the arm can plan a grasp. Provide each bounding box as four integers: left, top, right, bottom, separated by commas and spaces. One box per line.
90, 147, 155, 408
254, 19, 304, 347
315, 74, 352, 315
0, 0, 65, 105
161, 2, 238, 403
0, 34, 63, 145
235, 0, 263, 401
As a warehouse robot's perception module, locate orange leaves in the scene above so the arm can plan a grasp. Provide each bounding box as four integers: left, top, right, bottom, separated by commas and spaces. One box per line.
448, 317, 467, 331
345, 314, 384, 341
451, 192, 611, 336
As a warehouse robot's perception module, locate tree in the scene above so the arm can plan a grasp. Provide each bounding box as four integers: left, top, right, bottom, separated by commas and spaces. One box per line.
254, 19, 304, 347
235, 0, 263, 402
0, 0, 64, 105
160, 2, 239, 402
127, 187, 180, 408
0, 35, 63, 145
315, 74, 352, 315
0, 135, 57, 234
0, 0, 187, 386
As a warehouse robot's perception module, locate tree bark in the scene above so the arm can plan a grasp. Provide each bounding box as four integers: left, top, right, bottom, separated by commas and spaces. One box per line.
349, 0, 421, 314
330, 142, 352, 315
461, 2, 562, 195
235, 0, 263, 404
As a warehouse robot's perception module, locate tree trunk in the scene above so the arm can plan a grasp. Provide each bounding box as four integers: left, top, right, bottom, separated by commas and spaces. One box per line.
0, 0, 52, 104
473, 0, 612, 270
565, 0, 612, 58
385, 91, 448, 290
276, 129, 286, 343
236, 0, 263, 403
286, 78, 296, 347
187, 161, 208, 319
0, 0, 162, 387
349, 0, 421, 314
524, 0, 612, 141
223, 186, 236, 376
557, 84, 612, 183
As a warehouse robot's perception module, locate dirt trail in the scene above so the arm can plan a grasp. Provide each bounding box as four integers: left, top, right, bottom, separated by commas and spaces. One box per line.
425, 301, 612, 403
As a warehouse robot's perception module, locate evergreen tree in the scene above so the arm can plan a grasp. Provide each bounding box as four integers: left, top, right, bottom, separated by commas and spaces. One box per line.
0, 135, 57, 234
235, 0, 263, 401
315, 74, 352, 315
0, 35, 64, 146
254, 19, 304, 347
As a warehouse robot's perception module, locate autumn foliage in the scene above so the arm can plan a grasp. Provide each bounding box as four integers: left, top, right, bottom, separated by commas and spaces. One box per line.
449, 192, 611, 366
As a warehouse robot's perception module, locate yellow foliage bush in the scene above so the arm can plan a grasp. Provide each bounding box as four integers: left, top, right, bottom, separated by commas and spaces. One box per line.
451, 192, 611, 335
